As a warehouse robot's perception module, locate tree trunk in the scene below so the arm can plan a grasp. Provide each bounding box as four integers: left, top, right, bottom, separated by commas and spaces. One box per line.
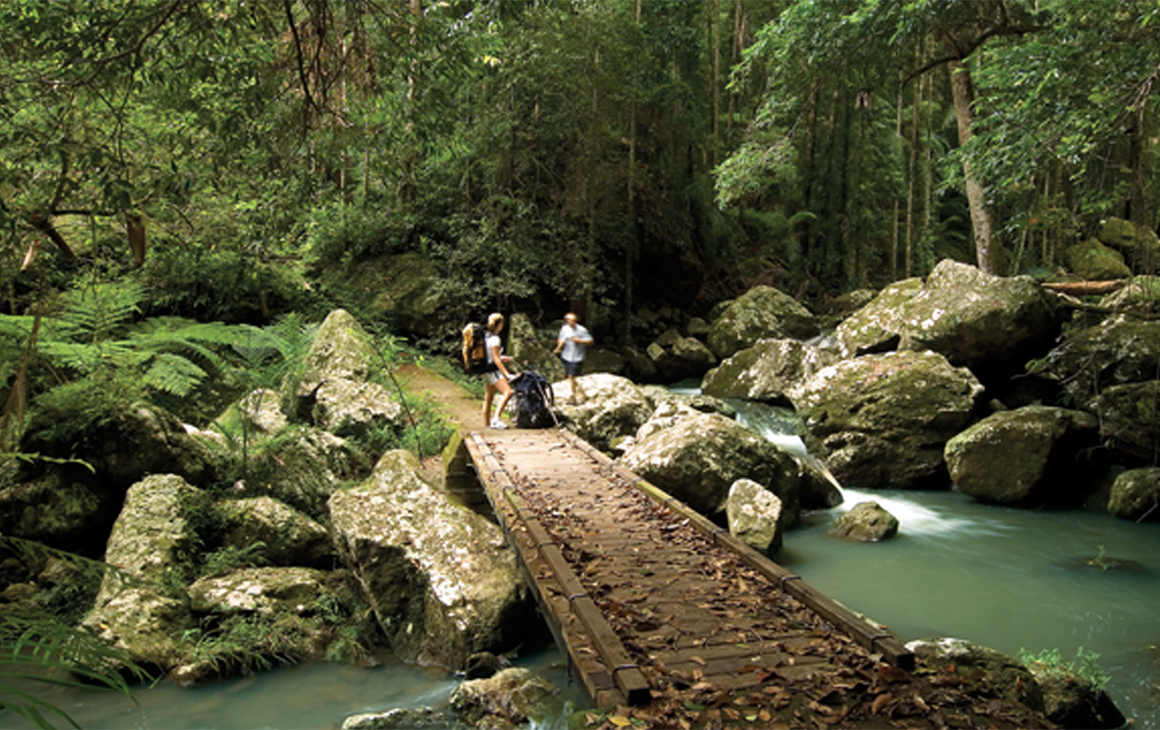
945, 55, 997, 273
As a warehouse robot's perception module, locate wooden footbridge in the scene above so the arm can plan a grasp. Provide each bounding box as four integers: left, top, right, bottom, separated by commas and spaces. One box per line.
452, 427, 921, 725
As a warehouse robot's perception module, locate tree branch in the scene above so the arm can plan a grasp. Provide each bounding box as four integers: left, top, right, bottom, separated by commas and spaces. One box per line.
902, 23, 1044, 88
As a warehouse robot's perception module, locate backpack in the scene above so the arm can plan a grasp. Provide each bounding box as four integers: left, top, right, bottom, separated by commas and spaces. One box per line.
511, 371, 556, 429
462, 322, 496, 375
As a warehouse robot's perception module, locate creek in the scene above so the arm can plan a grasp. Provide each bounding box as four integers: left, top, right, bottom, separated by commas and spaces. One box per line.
728, 397, 1160, 728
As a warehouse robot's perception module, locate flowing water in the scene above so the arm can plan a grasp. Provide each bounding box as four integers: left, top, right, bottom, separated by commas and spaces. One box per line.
730, 398, 1160, 728
2, 649, 584, 730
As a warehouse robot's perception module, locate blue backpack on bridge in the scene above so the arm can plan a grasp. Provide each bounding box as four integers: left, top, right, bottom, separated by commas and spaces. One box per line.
511, 371, 556, 429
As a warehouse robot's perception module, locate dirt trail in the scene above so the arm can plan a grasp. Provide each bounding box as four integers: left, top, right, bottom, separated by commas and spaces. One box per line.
395, 362, 487, 430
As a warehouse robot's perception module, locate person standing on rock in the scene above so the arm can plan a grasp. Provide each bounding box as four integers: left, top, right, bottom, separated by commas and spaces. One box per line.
483, 313, 517, 429
553, 312, 593, 405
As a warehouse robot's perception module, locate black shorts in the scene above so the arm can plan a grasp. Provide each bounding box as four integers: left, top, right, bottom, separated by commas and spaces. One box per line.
563, 358, 584, 377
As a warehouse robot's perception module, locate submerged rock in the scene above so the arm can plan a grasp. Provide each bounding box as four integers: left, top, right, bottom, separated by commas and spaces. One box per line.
791, 351, 983, 490
621, 405, 801, 524
328, 450, 529, 669
449, 667, 558, 727
342, 707, 460, 730
944, 406, 1100, 507
706, 285, 819, 359
725, 478, 785, 555
827, 502, 898, 542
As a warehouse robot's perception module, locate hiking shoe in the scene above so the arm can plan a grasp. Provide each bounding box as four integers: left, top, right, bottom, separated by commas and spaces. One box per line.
490, 419, 508, 429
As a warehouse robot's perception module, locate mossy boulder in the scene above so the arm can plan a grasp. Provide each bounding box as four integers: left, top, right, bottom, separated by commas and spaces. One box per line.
1099, 276, 1160, 313
1064, 238, 1131, 280
790, 351, 984, 490
217, 496, 335, 568
837, 260, 1061, 370
907, 637, 1044, 712
293, 308, 378, 415
706, 285, 819, 359
648, 332, 718, 381
323, 252, 445, 339
1041, 317, 1160, 403
1097, 216, 1160, 270
554, 373, 654, 451
1032, 670, 1126, 729
701, 338, 837, 403
312, 379, 403, 439
0, 467, 106, 551
508, 313, 565, 383
1107, 467, 1160, 521
620, 405, 801, 524
342, 708, 460, 730
82, 474, 200, 670
725, 478, 785, 555
449, 667, 559, 728
834, 277, 924, 358
187, 567, 331, 616
1089, 380, 1160, 461
944, 406, 1100, 507
827, 501, 899, 542
252, 427, 368, 521
328, 450, 531, 670
22, 401, 216, 490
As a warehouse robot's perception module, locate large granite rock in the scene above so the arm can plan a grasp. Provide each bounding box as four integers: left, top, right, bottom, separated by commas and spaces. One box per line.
1107, 467, 1160, 521
1098, 216, 1160, 268
508, 313, 565, 383
647, 330, 718, 381
907, 637, 1044, 712
944, 406, 1100, 507
1065, 239, 1131, 280
217, 496, 334, 568
620, 405, 801, 523
82, 474, 199, 670
1088, 380, 1160, 460
1041, 317, 1160, 403
328, 450, 529, 669
22, 401, 216, 490
701, 338, 837, 403
254, 427, 367, 521
838, 259, 1061, 370
827, 502, 898, 542
449, 667, 558, 728
235, 388, 288, 435
312, 379, 403, 439
187, 567, 331, 616
1100, 276, 1160, 313
0, 467, 105, 550
790, 351, 984, 490
725, 478, 785, 555
293, 308, 378, 416
834, 278, 923, 358
706, 285, 819, 359
554, 373, 654, 451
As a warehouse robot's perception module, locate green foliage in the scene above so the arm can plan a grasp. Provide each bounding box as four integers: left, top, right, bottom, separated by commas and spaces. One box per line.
0, 537, 150, 730
199, 542, 270, 579
1019, 646, 1110, 691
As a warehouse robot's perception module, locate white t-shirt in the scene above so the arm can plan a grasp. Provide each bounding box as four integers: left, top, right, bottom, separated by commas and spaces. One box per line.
485, 332, 502, 365
558, 324, 591, 363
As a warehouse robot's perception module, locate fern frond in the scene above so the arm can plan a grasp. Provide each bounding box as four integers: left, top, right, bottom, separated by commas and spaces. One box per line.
60, 280, 143, 342
143, 352, 208, 397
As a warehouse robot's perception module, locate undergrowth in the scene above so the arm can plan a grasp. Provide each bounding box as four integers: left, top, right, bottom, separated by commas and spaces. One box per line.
1019, 646, 1110, 691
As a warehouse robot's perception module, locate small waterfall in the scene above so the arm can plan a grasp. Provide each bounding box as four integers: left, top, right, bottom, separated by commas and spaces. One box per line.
729, 399, 978, 535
